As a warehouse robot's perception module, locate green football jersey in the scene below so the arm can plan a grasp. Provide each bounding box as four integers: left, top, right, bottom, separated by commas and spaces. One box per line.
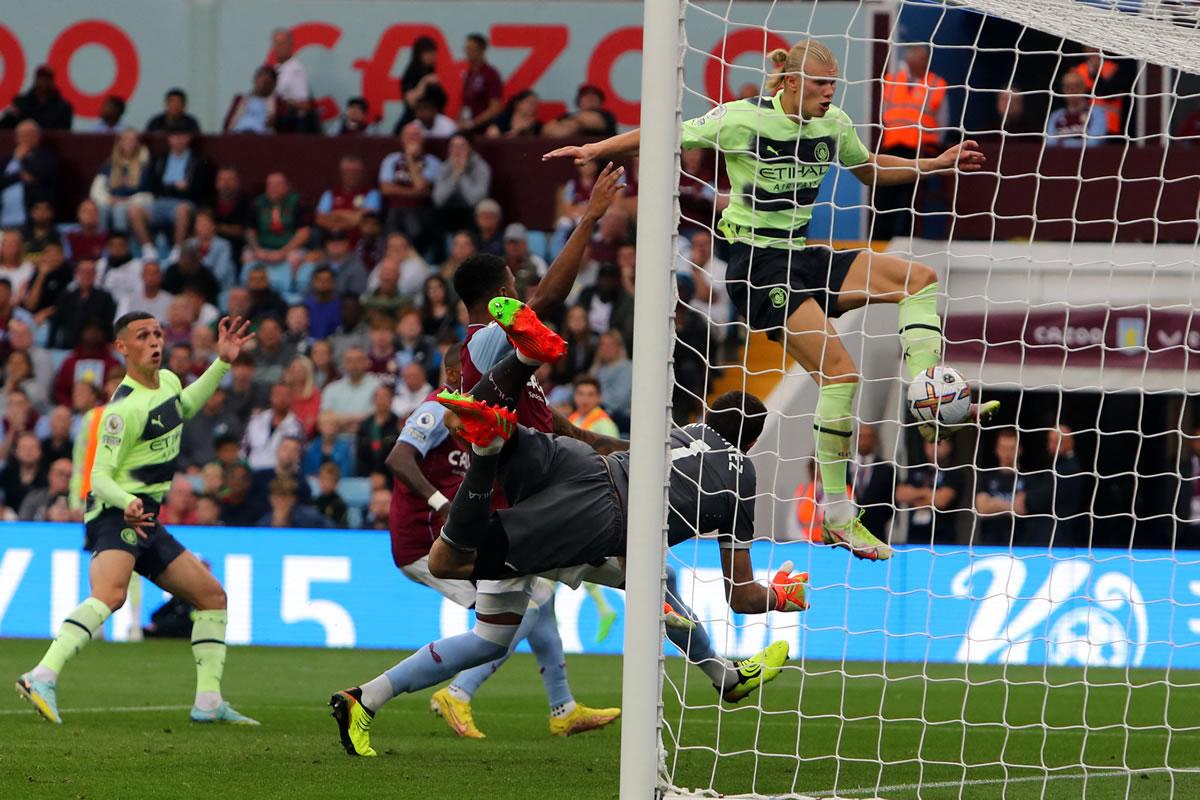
87, 361, 229, 520
681, 94, 870, 249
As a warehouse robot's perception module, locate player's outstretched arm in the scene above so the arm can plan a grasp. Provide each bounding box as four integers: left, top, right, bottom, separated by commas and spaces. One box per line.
719, 547, 809, 614
385, 440, 449, 514
542, 129, 641, 166
181, 316, 255, 418
527, 162, 625, 317
550, 407, 628, 454
850, 139, 986, 187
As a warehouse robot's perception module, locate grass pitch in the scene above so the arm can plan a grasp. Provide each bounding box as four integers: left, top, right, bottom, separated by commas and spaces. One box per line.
1, 638, 1197, 799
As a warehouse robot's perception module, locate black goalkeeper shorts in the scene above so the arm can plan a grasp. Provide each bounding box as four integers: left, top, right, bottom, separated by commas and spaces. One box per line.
84, 497, 186, 579
726, 242, 862, 341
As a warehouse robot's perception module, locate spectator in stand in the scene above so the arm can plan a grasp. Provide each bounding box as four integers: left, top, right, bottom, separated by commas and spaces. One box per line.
310, 339, 338, 388
394, 308, 439, 384
358, 384, 401, 476
550, 161, 599, 259
64, 199, 108, 263
0, 230, 34, 301
189, 208, 237, 291
439, 230, 476, 285
356, 212, 385, 272
685, 230, 731, 347
303, 265, 342, 339
974, 428, 1027, 545
678, 149, 720, 235
0, 279, 31, 359
115, 259, 173, 321
244, 171, 310, 273
552, 305, 597, 388
330, 97, 375, 136
592, 329, 632, 423
846, 423, 895, 540
270, 28, 317, 133
1, 121, 57, 230
874, 44, 947, 241
190, 322, 218, 370
0, 66, 72, 130
576, 262, 633, 337
251, 435, 312, 502
4, 350, 47, 412
90, 130, 155, 253
1046, 70, 1109, 148
145, 88, 201, 133
361, 259, 407, 318
364, 314, 399, 388
569, 376, 620, 438
167, 342, 196, 385
149, 124, 212, 250
304, 409, 354, 478
391, 361, 431, 419
396, 35, 448, 132
21, 200, 59, 260
249, 315, 294, 388
544, 84, 618, 138
589, 206, 632, 269
219, 462, 266, 527
432, 136, 492, 236
316, 154, 382, 241
37, 405, 72, 464
93, 95, 127, 134
1, 432, 46, 516
458, 33, 503, 132
364, 488, 391, 530
17, 456, 71, 521
1024, 424, 1087, 546
21, 241, 72, 325
1070, 46, 1124, 135
485, 90, 543, 138
180, 386, 243, 472
321, 346, 381, 433
97, 231, 142, 303
246, 264, 293, 323
418, 274, 455, 340
473, 198, 504, 257
6, 319, 51, 392
284, 355, 321, 436
224, 352, 267, 423
367, 233, 429, 298
379, 122, 440, 254
162, 240, 220, 305
329, 295, 368, 361
503, 224, 548, 293
314, 461, 349, 527
193, 493, 221, 526
162, 297, 196, 346
158, 476, 198, 526
261, 476, 328, 528
285, 305, 312, 354
411, 97, 457, 140
0, 388, 37, 460
48, 261, 116, 350
242, 383, 304, 470
224, 66, 279, 134
896, 438, 968, 545
320, 229, 369, 299
993, 87, 1039, 137
212, 166, 252, 263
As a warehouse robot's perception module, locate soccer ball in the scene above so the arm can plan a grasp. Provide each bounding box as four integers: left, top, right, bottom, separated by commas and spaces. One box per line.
907, 366, 972, 425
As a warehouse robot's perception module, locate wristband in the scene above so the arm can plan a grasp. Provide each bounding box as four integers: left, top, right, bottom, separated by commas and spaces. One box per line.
428, 491, 450, 512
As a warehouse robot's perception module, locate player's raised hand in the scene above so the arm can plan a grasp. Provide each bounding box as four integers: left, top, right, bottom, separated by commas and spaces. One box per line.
582, 162, 625, 223
123, 498, 154, 538
216, 316, 255, 363
543, 142, 601, 165
936, 139, 986, 173
769, 560, 810, 612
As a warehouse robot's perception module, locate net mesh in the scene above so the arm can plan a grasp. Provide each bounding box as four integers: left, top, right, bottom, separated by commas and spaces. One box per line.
655, 0, 1200, 797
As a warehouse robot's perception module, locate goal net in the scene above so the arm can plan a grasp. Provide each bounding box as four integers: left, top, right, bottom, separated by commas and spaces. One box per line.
621, 0, 1200, 798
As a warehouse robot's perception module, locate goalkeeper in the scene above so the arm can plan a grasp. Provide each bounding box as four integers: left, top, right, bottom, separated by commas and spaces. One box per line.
16, 312, 258, 726
545, 39, 998, 561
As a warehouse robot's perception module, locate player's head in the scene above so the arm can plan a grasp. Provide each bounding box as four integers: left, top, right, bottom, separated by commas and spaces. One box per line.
767, 40, 838, 119
706, 391, 767, 452
441, 343, 462, 389
994, 428, 1019, 468
114, 312, 162, 370
453, 253, 515, 312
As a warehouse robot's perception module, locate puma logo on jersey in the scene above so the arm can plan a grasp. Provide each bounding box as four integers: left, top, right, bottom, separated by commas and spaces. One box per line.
765, 144, 781, 156
149, 415, 164, 428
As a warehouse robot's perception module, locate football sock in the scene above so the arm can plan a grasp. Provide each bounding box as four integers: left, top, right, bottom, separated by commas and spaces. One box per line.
448, 608, 540, 698
470, 353, 537, 412
526, 591, 573, 709
192, 609, 228, 709
898, 282, 943, 379
664, 566, 737, 689
441, 452, 500, 550
814, 381, 857, 527
33, 597, 112, 681
361, 629, 512, 712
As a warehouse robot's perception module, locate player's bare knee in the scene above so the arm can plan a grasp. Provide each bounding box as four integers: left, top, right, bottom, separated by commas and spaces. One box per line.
96, 589, 127, 611
909, 262, 937, 293
194, 584, 227, 611
819, 354, 859, 384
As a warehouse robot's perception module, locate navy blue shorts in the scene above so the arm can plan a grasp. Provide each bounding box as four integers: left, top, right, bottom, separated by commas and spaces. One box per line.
726, 243, 861, 341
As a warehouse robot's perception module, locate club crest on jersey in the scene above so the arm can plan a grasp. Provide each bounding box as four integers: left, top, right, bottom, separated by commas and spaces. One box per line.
104, 414, 123, 434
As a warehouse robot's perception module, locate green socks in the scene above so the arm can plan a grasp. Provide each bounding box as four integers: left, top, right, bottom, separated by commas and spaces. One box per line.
897, 282, 943, 379
813, 381, 857, 498
191, 609, 228, 700
36, 597, 112, 679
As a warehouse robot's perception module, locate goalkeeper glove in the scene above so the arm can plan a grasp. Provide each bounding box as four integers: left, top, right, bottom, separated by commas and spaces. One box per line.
770, 560, 810, 612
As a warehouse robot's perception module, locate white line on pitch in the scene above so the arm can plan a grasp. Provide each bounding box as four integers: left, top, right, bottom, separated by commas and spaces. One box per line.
817, 766, 1199, 797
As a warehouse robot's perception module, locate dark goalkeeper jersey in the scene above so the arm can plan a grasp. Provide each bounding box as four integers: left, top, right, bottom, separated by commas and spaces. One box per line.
87, 362, 229, 520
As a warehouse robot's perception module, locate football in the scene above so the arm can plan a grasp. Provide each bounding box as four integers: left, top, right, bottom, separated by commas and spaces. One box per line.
907, 366, 972, 424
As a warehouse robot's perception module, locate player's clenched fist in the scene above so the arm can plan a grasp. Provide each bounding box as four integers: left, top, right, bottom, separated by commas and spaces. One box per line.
770, 560, 810, 612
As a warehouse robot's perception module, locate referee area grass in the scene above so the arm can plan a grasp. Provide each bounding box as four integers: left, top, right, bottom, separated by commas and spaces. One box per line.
2, 639, 1197, 799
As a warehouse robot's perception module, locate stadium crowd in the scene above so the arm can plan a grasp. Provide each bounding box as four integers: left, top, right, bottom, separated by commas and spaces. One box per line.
0, 28, 1191, 538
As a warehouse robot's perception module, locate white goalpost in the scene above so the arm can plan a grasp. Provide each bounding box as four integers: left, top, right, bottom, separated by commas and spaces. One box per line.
621, 0, 1200, 798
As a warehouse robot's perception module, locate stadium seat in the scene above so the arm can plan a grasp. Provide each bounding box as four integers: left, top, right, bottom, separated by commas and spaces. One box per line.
338, 477, 372, 510
526, 229, 549, 261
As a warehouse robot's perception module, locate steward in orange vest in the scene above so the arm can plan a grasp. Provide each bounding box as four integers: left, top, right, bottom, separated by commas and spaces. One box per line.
1069, 47, 1122, 134
881, 45, 948, 155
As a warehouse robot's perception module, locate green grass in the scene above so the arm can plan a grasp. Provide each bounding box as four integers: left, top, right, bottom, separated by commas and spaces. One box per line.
1, 639, 1198, 799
